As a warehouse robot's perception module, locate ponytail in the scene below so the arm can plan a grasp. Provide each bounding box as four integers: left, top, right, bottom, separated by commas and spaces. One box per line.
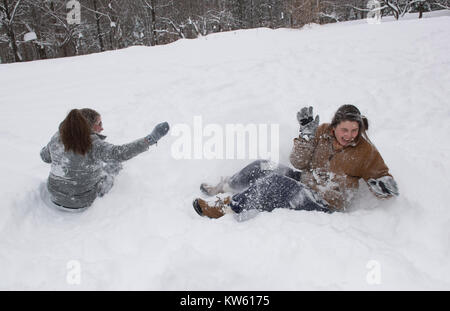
59, 109, 92, 155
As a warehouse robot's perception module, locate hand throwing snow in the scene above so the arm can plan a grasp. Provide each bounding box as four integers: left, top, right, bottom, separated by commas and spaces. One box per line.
297, 106, 319, 140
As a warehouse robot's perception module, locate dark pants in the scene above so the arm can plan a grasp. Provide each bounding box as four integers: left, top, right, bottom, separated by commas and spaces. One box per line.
228, 160, 331, 214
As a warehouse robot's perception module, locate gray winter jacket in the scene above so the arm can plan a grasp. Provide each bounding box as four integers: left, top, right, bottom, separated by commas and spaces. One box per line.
40, 132, 151, 208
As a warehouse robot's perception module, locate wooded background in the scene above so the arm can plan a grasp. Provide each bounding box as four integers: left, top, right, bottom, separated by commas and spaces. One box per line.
1, 0, 449, 64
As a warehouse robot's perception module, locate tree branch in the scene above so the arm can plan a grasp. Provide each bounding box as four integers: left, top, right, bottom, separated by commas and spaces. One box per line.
79, 3, 113, 24
9, 0, 22, 25
401, 0, 426, 16
318, 12, 339, 22
433, 2, 450, 9
28, 1, 69, 31
142, 0, 153, 10
159, 16, 185, 38
344, 4, 370, 12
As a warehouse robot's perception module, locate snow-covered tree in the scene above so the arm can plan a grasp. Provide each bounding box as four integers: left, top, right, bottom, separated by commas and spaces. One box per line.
379, 0, 432, 19
433, 0, 450, 9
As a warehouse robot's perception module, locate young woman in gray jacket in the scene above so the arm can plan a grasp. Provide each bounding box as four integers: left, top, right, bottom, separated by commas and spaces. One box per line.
40, 108, 169, 211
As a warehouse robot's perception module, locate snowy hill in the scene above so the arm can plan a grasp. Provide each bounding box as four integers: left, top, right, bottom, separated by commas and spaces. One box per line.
0, 11, 449, 290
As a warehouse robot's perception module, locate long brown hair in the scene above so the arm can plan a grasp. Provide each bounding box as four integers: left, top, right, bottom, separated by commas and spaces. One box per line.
59, 109, 93, 155
331, 105, 370, 142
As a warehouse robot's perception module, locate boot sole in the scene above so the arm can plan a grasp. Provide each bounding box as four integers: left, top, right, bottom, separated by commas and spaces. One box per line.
192, 199, 203, 216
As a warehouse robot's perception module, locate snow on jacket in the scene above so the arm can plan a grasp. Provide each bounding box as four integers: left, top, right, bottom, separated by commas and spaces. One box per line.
289, 123, 393, 211
40, 132, 151, 208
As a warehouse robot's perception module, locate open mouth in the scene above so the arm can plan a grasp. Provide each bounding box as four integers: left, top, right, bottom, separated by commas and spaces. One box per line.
341, 138, 353, 144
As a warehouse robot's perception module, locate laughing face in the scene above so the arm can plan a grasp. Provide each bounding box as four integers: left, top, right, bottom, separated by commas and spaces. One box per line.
334, 120, 359, 147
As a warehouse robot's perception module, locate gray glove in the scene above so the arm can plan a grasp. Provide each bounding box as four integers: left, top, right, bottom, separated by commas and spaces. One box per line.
297, 106, 319, 140
368, 176, 399, 197
147, 122, 170, 145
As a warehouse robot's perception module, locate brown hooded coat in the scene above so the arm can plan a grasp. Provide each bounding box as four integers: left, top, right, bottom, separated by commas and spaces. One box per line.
290, 123, 393, 210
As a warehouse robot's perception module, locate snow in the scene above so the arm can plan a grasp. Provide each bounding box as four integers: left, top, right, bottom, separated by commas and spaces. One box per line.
23, 32, 37, 42
0, 11, 449, 290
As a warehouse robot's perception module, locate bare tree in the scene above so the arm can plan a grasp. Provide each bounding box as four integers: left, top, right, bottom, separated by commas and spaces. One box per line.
1, 0, 24, 62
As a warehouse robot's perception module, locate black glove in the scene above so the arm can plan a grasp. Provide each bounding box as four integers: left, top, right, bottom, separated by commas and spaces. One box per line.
368, 176, 399, 197
147, 122, 170, 145
297, 106, 319, 140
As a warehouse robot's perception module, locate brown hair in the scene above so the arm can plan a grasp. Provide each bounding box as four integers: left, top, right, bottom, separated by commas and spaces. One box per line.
331, 105, 370, 142
80, 108, 100, 128
59, 109, 93, 155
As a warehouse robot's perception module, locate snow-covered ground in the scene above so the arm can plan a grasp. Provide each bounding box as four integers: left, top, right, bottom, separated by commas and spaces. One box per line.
0, 11, 449, 290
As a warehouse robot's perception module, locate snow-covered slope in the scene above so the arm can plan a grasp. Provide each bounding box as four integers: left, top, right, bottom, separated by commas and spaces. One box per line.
0, 11, 449, 290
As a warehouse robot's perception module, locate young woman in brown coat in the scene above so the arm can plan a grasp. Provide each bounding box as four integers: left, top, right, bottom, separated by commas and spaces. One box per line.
193, 105, 399, 219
